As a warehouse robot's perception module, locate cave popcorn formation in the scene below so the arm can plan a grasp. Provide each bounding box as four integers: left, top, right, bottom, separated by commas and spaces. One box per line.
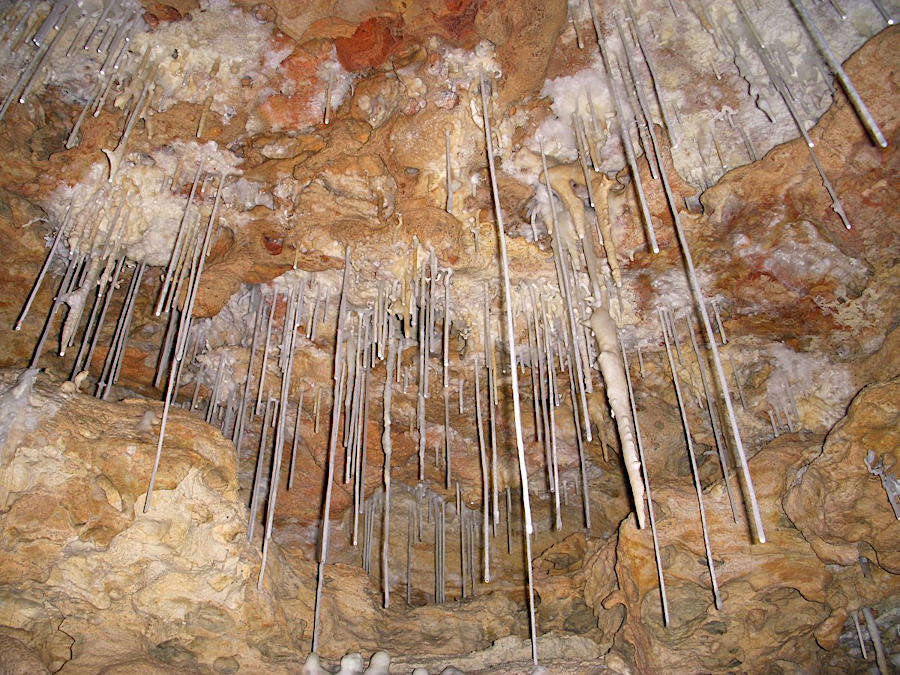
0, 0, 899, 671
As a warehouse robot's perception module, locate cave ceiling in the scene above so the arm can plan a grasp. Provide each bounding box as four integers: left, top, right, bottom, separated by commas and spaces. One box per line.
0, 0, 899, 671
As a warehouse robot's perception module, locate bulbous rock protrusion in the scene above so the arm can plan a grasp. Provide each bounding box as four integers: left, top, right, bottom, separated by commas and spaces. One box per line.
336, 651, 365, 674
363, 650, 391, 674
540, 162, 622, 286
301, 652, 329, 675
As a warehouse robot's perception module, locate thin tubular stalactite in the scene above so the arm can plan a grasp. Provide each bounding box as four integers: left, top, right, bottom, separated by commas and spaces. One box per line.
602, 3, 767, 541
312, 247, 351, 654
686, 314, 741, 523
660, 309, 723, 610
382, 319, 397, 608
620, 334, 670, 625
479, 66, 538, 666
473, 353, 490, 584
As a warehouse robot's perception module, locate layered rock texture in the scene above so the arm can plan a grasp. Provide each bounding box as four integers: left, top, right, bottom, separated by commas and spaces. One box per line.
0, 0, 899, 671
3, 373, 900, 672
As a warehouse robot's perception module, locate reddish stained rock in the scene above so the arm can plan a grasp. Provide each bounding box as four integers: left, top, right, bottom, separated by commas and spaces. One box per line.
258, 93, 318, 131
278, 44, 325, 82
142, 3, 183, 30
263, 235, 284, 255
257, 44, 332, 130
335, 16, 402, 72
431, 0, 480, 44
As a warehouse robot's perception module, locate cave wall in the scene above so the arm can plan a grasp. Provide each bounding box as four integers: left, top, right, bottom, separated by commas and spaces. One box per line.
0, 0, 899, 672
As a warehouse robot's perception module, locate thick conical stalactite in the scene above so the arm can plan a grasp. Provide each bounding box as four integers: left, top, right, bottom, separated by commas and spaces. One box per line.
587, 303, 646, 529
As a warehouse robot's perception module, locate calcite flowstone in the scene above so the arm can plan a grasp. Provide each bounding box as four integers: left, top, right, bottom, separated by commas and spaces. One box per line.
0, 369, 301, 673
785, 378, 900, 573
0, 369, 535, 671
578, 378, 900, 673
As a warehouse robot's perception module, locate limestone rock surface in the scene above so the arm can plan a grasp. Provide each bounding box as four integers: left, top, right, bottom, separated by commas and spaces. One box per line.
0, 369, 301, 674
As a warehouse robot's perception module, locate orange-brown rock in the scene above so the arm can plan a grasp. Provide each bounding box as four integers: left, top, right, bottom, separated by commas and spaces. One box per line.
142, 3, 183, 30
0, 369, 547, 669
475, 0, 569, 107
335, 15, 402, 72
576, 378, 900, 674
785, 378, 900, 574
0, 2, 899, 672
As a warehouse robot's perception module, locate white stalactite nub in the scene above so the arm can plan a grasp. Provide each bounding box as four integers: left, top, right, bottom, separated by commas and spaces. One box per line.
588, 304, 646, 529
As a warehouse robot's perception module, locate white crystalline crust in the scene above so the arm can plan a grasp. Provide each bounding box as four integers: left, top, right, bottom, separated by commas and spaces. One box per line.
0, 369, 40, 458
535, 0, 880, 188
0, 0, 147, 107
766, 342, 854, 424
440, 40, 502, 82
0, 0, 338, 142
316, 48, 354, 115
49, 141, 243, 266
0, 0, 289, 117
129, 0, 286, 113
536, 55, 616, 163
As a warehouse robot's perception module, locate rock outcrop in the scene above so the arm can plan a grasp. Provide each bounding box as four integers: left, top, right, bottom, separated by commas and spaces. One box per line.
0, 0, 899, 671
